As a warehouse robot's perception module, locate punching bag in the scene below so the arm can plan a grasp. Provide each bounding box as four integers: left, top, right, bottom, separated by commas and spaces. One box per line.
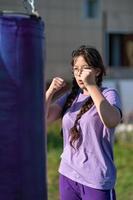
0, 13, 47, 200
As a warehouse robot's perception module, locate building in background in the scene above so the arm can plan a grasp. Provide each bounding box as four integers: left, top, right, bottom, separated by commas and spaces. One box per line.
0, 0, 133, 118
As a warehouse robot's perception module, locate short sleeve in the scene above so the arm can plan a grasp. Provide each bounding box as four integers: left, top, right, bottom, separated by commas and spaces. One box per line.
55, 92, 70, 108
103, 88, 122, 117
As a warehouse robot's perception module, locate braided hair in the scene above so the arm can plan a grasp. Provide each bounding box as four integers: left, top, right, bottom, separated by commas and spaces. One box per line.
61, 45, 106, 149
61, 78, 79, 117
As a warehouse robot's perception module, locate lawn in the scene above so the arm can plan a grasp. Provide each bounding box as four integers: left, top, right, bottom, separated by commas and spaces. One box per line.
47, 122, 133, 200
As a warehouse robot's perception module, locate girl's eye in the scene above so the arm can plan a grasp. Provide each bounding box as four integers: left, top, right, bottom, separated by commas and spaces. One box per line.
84, 67, 89, 69
73, 68, 78, 72
84, 66, 92, 70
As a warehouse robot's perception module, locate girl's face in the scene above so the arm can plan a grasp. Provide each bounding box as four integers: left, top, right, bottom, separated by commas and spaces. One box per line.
73, 55, 99, 91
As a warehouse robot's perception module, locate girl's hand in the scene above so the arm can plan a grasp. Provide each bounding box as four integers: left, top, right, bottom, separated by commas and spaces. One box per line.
48, 77, 66, 95
80, 68, 96, 87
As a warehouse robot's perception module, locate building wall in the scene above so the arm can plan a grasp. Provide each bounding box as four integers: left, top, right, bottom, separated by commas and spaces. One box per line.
0, 0, 133, 116
41, 0, 103, 80
0, 0, 133, 81
102, 0, 133, 32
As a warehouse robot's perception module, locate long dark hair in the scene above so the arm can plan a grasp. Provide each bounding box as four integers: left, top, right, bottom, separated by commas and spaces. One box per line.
61, 45, 106, 149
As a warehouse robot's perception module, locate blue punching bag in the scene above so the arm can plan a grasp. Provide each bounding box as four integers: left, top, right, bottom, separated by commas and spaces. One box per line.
0, 13, 47, 199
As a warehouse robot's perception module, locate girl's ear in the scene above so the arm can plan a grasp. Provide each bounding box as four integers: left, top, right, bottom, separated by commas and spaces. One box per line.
95, 68, 101, 76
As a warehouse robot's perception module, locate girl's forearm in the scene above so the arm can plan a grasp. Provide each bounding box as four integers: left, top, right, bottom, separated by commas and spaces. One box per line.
86, 85, 121, 128
45, 88, 55, 118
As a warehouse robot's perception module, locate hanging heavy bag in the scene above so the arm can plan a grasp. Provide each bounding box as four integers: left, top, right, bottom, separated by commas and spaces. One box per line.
0, 12, 46, 200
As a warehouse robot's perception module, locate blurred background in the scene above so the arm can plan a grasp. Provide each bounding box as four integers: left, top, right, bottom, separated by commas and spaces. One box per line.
1, 0, 133, 120
0, 0, 133, 200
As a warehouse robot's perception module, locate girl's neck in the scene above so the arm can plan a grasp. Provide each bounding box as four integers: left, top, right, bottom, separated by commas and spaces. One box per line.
81, 86, 103, 96
80, 89, 90, 96
83, 90, 90, 96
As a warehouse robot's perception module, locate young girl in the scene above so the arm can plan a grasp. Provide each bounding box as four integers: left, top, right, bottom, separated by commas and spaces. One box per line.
46, 45, 122, 200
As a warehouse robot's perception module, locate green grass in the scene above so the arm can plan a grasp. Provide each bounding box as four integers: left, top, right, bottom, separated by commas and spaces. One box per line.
114, 142, 133, 200
47, 122, 62, 200
48, 148, 61, 200
47, 122, 133, 200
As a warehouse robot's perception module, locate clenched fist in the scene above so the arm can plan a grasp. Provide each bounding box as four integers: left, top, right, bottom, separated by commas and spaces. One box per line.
48, 77, 66, 95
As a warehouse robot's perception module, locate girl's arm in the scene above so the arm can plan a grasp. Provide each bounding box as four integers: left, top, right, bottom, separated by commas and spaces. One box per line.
46, 77, 66, 124
81, 68, 121, 128
86, 85, 121, 128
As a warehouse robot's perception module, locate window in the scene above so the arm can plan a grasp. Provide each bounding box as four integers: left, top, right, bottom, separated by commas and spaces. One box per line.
106, 33, 133, 67
84, 0, 99, 18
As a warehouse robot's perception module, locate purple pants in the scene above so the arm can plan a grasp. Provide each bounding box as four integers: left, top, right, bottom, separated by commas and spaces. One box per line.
59, 174, 116, 200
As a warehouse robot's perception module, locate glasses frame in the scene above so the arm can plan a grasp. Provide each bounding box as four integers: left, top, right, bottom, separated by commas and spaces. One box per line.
72, 65, 93, 76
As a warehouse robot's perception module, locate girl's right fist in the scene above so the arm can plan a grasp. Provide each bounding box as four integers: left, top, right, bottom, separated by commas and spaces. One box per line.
48, 77, 66, 95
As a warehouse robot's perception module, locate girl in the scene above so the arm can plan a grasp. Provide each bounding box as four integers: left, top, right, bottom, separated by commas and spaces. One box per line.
46, 45, 122, 200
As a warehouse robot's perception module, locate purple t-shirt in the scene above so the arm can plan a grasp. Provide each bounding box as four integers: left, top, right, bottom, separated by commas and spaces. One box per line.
55, 87, 122, 190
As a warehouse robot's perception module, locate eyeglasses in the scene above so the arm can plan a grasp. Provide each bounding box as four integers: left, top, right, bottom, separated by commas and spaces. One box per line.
73, 65, 92, 76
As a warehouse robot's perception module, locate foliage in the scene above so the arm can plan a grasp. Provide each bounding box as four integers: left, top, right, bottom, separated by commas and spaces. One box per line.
115, 124, 133, 143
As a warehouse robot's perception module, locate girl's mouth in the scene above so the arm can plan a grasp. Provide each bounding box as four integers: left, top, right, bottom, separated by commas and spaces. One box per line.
78, 80, 83, 84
